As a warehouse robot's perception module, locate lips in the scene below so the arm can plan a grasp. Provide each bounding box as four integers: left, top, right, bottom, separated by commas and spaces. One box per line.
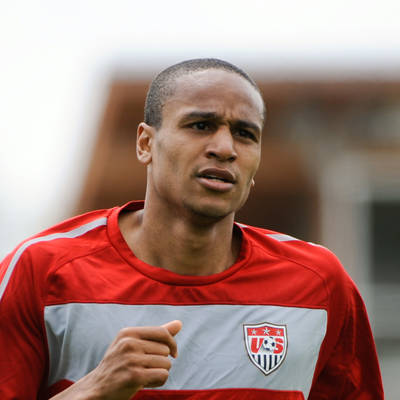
196, 168, 236, 192
196, 168, 236, 183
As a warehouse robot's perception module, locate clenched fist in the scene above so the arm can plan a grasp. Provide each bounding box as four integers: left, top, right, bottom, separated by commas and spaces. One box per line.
50, 320, 183, 400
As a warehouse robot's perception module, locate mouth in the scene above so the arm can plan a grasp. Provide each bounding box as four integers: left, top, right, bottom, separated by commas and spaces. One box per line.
196, 168, 236, 192
196, 168, 236, 183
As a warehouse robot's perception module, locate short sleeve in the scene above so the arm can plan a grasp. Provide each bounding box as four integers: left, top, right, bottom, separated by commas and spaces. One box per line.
309, 280, 384, 399
0, 249, 48, 399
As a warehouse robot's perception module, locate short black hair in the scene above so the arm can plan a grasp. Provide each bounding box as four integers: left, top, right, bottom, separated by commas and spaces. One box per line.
144, 58, 264, 129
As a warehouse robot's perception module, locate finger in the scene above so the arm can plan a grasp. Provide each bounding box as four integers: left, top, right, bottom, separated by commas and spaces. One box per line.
132, 353, 172, 370
142, 341, 171, 357
162, 320, 182, 337
113, 336, 171, 359
161, 320, 182, 358
118, 325, 180, 358
141, 368, 170, 388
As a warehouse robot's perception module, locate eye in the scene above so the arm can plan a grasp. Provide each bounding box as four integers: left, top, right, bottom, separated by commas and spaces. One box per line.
190, 121, 211, 131
236, 129, 257, 142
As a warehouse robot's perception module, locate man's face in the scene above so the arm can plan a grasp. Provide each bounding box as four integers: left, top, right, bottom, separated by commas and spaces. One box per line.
141, 69, 264, 221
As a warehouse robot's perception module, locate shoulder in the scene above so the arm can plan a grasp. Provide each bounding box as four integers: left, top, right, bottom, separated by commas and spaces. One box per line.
237, 222, 351, 288
20, 208, 111, 257
1, 207, 115, 287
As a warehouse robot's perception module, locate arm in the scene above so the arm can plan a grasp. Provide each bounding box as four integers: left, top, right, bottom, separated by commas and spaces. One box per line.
50, 320, 182, 400
1, 246, 182, 400
0, 251, 48, 399
309, 282, 384, 399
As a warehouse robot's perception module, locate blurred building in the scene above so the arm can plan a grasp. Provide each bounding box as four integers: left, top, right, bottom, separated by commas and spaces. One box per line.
76, 78, 400, 398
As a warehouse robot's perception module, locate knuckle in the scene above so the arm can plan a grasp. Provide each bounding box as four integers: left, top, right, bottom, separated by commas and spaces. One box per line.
159, 326, 170, 336
115, 329, 127, 342
128, 366, 146, 384
165, 358, 172, 370
159, 369, 170, 383
160, 344, 170, 356
152, 326, 166, 337
118, 327, 134, 338
117, 337, 137, 353
152, 370, 169, 387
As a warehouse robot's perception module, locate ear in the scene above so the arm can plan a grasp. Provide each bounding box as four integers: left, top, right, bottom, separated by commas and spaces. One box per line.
136, 122, 155, 165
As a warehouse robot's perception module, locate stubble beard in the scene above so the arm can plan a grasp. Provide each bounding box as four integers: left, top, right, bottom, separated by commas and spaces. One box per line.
182, 198, 233, 225
181, 181, 253, 226
181, 191, 251, 227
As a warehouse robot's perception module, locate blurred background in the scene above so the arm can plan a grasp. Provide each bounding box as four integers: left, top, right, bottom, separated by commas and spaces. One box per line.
1, 1, 399, 397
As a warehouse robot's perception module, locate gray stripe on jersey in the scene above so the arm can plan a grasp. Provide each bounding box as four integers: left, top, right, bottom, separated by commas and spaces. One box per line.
0, 217, 108, 301
266, 233, 299, 242
45, 303, 327, 398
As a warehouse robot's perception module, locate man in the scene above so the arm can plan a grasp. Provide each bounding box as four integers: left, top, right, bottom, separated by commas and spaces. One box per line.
0, 59, 383, 399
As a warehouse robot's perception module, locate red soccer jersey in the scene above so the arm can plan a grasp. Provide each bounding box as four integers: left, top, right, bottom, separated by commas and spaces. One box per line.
0, 201, 384, 399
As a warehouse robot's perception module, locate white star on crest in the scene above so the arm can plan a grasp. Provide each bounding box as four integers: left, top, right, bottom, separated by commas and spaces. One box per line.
263, 328, 270, 335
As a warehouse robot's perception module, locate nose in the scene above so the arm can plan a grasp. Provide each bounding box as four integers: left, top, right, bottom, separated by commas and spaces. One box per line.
205, 126, 237, 162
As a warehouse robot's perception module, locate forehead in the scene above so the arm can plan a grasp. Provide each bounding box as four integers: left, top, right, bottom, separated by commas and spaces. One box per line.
162, 69, 264, 126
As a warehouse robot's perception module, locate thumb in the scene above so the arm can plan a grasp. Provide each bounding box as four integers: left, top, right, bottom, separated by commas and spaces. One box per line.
162, 320, 183, 337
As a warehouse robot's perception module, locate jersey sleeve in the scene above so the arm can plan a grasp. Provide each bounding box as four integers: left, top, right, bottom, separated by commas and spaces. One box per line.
309, 274, 384, 399
0, 248, 49, 399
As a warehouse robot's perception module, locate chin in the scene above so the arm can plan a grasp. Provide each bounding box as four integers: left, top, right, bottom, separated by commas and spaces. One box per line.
183, 199, 236, 223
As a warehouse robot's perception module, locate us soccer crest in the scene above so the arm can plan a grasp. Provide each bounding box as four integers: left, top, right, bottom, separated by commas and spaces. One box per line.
243, 322, 287, 375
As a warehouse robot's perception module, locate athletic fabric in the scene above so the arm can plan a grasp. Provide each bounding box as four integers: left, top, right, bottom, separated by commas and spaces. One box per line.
0, 201, 384, 399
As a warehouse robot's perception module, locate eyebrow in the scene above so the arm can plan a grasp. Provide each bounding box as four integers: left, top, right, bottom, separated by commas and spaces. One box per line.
180, 111, 262, 133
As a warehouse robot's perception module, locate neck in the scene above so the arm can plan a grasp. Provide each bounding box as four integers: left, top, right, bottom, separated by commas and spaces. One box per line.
119, 201, 241, 276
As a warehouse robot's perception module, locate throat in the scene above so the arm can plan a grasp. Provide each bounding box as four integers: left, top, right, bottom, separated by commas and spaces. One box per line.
154, 229, 236, 276
127, 213, 240, 276
119, 202, 242, 276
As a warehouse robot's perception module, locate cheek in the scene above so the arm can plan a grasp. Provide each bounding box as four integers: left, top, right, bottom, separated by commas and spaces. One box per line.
153, 140, 188, 181
153, 139, 174, 167
243, 152, 261, 179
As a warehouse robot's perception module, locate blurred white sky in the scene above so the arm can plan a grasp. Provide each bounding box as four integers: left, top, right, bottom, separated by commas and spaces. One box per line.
1, 0, 400, 257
